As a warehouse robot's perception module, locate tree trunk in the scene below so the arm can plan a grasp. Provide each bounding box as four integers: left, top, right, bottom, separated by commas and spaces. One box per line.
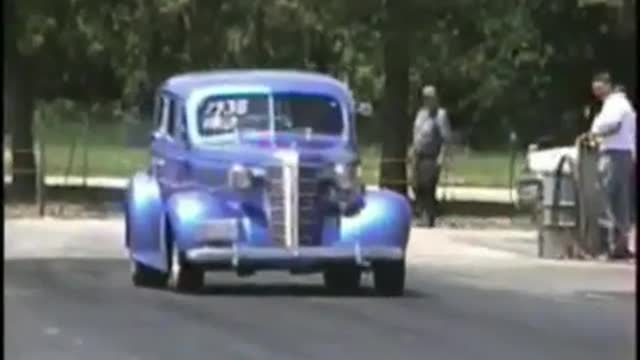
9, 69, 37, 199
379, 0, 410, 195
5, 0, 37, 200
254, 0, 268, 66
309, 31, 331, 73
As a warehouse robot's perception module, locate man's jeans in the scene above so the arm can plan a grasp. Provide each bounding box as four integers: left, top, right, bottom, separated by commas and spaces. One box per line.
597, 150, 634, 252
414, 156, 441, 226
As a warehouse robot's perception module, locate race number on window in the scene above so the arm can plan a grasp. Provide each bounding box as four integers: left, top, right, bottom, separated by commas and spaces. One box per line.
202, 99, 249, 132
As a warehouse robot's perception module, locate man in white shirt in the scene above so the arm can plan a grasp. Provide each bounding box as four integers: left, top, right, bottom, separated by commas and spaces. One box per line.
411, 85, 452, 227
589, 72, 636, 259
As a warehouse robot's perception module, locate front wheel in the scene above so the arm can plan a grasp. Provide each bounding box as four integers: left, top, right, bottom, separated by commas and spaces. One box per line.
323, 265, 361, 294
174, 265, 204, 293
131, 262, 169, 288
373, 260, 405, 296
169, 243, 204, 293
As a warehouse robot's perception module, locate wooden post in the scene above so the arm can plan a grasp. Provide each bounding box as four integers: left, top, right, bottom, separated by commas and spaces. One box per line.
59, 127, 79, 215
36, 138, 46, 217
33, 110, 46, 217
82, 115, 90, 188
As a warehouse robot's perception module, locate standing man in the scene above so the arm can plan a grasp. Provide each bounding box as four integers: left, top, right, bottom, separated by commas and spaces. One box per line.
411, 85, 452, 227
589, 72, 636, 259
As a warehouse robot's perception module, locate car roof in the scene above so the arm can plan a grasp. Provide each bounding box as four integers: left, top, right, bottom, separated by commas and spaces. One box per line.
161, 69, 353, 102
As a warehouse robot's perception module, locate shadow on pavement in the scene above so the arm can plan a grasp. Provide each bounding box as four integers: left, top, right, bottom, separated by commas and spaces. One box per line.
191, 283, 426, 299
5, 258, 428, 299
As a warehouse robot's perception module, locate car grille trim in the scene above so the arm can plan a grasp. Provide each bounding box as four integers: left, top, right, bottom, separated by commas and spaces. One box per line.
266, 153, 323, 247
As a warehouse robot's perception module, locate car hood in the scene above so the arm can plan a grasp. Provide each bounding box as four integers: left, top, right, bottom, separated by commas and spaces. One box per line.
194, 133, 356, 166
243, 132, 348, 150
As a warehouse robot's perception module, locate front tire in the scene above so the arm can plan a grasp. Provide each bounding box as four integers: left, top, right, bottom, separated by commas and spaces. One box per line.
169, 242, 204, 293
174, 262, 204, 293
323, 265, 361, 294
131, 262, 169, 288
373, 260, 405, 296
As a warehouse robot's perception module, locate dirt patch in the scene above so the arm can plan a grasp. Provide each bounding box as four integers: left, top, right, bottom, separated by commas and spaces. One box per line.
5, 201, 535, 230
4, 202, 122, 219
432, 215, 535, 230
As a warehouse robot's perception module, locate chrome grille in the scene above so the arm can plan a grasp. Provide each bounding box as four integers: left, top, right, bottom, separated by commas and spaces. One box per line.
298, 166, 322, 246
266, 161, 323, 248
266, 165, 287, 246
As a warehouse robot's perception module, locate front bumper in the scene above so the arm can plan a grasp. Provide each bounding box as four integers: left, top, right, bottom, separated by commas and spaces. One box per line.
185, 244, 404, 267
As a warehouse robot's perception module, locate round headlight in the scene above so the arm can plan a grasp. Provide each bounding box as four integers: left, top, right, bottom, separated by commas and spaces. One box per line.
228, 164, 253, 190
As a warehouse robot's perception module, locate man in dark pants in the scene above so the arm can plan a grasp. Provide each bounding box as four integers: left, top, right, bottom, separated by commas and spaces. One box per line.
411, 85, 452, 227
588, 73, 636, 259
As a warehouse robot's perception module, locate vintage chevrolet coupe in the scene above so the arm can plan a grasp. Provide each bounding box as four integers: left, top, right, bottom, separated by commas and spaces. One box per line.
125, 70, 412, 295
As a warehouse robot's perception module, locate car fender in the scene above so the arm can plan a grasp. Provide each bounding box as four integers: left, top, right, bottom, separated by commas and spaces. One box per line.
125, 171, 166, 271
165, 190, 244, 250
340, 189, 412, 249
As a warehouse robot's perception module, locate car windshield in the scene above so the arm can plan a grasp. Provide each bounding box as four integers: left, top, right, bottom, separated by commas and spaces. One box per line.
196, 93, 344, 138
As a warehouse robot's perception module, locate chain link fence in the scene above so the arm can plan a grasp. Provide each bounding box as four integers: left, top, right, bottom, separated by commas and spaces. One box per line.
4, 108, 152, 215
4, 106, 521, 216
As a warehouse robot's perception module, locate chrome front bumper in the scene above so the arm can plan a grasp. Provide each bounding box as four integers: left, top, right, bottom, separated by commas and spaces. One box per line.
185, 244, 404, 267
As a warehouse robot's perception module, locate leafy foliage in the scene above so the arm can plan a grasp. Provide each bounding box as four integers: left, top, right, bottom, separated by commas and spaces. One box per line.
6, 0, 636, 192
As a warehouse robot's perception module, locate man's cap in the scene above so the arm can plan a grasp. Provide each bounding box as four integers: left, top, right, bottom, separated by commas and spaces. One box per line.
422, 85, 437, 98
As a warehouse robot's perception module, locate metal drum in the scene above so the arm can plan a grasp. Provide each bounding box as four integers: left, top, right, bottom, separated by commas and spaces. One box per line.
536, 156, 579, 259
575, 142, 608, 256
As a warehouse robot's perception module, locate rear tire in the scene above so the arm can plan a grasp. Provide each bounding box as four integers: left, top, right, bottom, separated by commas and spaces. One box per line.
373, 260, 405, 296
323, 265, 361, 294
131, 262, 169, 288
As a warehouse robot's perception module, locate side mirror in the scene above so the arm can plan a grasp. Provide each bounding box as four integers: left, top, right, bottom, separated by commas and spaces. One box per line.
356, 102, 373, 117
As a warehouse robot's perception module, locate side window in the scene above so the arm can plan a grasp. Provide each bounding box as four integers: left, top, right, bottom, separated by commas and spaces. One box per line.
153, 96, 165, 131
166, 99, 176, 137
155, 96, 170, 134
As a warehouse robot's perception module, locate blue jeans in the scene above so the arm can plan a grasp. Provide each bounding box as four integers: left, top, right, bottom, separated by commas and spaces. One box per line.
414, 157, 441, 222
597, 150, 634, 251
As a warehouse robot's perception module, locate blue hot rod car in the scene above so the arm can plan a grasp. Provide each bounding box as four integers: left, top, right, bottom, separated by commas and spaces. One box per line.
125, 70, 412, 295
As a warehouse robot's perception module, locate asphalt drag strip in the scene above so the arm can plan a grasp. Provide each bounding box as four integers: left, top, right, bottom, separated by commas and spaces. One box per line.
4, 219, 636, 360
